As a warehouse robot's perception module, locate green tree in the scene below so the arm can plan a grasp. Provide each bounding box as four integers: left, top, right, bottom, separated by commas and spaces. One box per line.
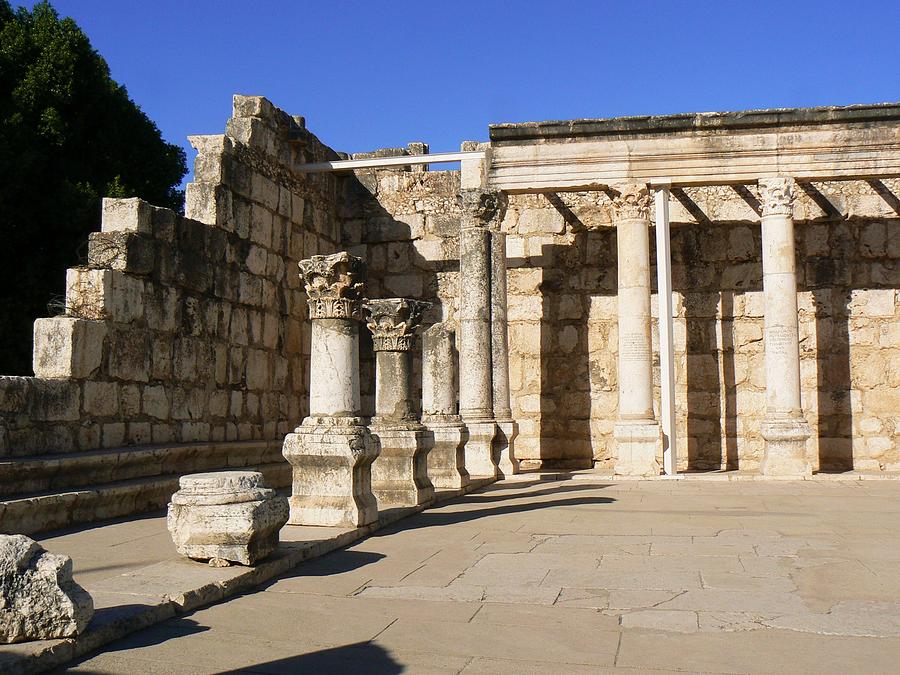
0, 1, 186, 374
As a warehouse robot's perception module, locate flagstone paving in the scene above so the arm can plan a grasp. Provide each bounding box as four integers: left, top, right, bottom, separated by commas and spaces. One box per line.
63, 475, 900, 673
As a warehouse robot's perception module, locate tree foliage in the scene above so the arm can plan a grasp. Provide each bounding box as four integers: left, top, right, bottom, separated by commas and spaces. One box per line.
0, 1, 186, 374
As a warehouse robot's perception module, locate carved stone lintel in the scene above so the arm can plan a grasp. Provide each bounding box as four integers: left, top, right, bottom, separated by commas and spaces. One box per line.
364, 298, 431, 352
758, 177, 795, 218
610, 182, 651, 222
298, 252, 366, 321
459, 188, 508, 231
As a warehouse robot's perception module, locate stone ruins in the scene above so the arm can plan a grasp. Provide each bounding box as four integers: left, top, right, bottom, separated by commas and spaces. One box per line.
0, 96, 898, 536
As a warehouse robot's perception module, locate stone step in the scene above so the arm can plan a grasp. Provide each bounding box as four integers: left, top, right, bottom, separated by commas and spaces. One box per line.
0, 440, 284, 496
0, 442, 291, 535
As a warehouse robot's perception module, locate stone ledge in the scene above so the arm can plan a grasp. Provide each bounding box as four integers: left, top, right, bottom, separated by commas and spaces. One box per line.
0, 476, 495, 675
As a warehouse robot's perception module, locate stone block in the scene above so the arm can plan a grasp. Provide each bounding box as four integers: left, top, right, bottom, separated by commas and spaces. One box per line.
82, 381, 119, 417
101, 197, 152, 234
87, 231, 155, 274
107, 327, 150, 382
0, 535, 93, 643
66, 268, 144, 323
33, 318, 106, 379
370, 426, 435, 507
614, 420, 661, 476
142, 385, 170, 420
760, 418, 812, 476
28, 379, 80, 421
185, 182, 233, 228
517, 208, 565, 234
167, 471, 288, 566
424, 421, 469, 489
282, 420, 379, 527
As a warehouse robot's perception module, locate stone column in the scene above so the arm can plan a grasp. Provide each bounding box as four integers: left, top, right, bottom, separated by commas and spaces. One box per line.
282, 252, 379, 527
366, 298, 435, 507
422, 323, 470, 489
758, 177, 812, 476
611, 183, 661, 476
458, 188, 506, 477
490, 225, 520, 477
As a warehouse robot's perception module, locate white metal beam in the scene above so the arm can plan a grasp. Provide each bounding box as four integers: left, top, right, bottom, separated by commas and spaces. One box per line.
294, 151, 486, 173
653, 182, 678, 476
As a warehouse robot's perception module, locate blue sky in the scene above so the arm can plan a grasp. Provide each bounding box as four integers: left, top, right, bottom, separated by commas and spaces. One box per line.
21, 1, 900, 183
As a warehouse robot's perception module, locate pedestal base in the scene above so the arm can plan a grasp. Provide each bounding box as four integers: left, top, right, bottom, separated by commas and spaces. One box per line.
761, 418, 812, 476
495, 419, 520, 477
463, 420, 499, 478
423, 416, 470, 490
371, 425, 435, 507
614, 420, 662, 477
282, 418, 378, 527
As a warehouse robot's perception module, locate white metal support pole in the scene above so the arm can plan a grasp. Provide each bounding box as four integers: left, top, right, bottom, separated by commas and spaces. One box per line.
654, 183, 678, 475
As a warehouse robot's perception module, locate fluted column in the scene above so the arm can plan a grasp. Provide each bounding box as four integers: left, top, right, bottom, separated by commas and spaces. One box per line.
366, 298, 435, 506
490, 224, 519, 476
612, 183, 661, 476
758, 177, 812, 476
459, 188, 506, 477
282, 252, 378, 527
422, 323, 470, 489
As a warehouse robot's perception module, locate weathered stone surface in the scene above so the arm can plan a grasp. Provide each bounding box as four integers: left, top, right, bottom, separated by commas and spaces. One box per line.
0, 535, 93, 643
167, 471, 288, 566
282, 421, 378, 527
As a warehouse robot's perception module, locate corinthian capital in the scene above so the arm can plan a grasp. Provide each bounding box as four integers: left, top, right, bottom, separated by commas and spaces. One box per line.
758, 177, 795, 218
298, 252, 366, 320
364, 298, 432, 351
459, 188, 508, 231
610, 183, 651, 222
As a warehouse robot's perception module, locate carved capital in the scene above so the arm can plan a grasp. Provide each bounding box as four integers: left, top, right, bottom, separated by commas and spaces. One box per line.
364, 298, 431, 351
610, 183, 651, 222
298, 252, 366, 321
758, 177, 795, 217
459, 188, 508, 231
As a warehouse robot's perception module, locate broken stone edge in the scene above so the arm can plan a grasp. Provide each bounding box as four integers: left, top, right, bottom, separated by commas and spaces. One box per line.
0, 477, 495, 675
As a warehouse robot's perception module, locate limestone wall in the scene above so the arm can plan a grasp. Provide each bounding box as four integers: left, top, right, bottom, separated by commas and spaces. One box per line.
356, 165, 900, 472
0, 96, 343, 461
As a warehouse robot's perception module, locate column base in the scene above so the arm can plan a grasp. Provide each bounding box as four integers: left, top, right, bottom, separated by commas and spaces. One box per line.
282, 418, 379, 528
614, 420, 661, 477
463, 420, 499, 478
761, 418, 812, 476
423, 416, 470, 490
495, 419, 520, 477
370, 425, 435, 507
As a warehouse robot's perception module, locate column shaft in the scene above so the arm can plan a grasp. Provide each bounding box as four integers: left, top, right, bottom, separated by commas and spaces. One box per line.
616, 218, 655, 420
459, 225, 494, 420
374, 350, 413, 423
309, 319, 361, 417
761, 213, 803, 416
490, 229, 512, 420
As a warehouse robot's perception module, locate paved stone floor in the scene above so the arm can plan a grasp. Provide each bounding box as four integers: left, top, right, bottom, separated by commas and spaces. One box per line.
63, 475, 900, 674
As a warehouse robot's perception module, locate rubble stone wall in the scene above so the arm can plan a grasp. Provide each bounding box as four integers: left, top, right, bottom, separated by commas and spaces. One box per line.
0, 96, 343, 459
357, 165, 900, 471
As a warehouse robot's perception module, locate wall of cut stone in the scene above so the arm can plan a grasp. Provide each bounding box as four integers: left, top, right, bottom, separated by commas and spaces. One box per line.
0, 96, 344, 460
357, 167, 900, 472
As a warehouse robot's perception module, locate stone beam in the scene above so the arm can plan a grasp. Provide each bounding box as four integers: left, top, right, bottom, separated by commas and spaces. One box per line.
487, 106, 900, 192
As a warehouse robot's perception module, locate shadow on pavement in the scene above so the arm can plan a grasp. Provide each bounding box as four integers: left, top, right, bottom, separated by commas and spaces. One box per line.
260, 549, 385, 587
217, 641, 402, 674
